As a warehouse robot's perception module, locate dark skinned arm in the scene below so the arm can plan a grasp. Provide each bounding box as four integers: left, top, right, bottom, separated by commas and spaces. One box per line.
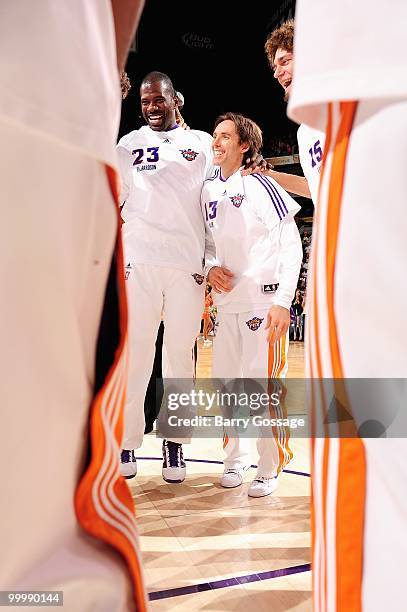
263, 169, 311, 198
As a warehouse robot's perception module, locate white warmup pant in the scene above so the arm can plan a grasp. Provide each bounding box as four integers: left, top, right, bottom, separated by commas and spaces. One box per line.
1, 119, 146, 611
212, 307, 292, 478
308, 99, 407, 612
122, 262, 205, 448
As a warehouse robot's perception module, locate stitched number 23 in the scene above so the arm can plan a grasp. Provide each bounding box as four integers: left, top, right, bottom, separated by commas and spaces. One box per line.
308, 140, 322, 167
132, 146, 159, 165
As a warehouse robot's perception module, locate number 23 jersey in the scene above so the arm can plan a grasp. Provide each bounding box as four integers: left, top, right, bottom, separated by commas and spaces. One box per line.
117, 124, 214, 272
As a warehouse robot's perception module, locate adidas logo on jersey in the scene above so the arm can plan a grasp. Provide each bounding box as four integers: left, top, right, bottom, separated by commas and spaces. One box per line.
163, 138, 170, 143
125, 263, 132, 280
246, 316, 264, 331
262, 283, 279, 293
180, 149, 199, 161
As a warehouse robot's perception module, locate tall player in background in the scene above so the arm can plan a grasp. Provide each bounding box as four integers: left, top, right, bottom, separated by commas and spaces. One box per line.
289, 1, 407, 610
264, 20, 325, 204
1, 2, 147, 611
203, 112, 302, 497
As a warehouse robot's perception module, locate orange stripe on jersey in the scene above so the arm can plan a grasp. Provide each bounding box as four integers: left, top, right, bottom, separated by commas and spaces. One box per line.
268, 335, 282, 378
308, 105, 333, 612
322, 438, 330, 612
312, 103, 332, 381
336, 438, 365, 612
310, 102, 366, 612
223, 430, 229, 449
326, 102, 357, 380
276, 334, 287, 377
310, 105, 333, 431
324, 102, 365, 612
310, 437, 317, 610
267, 336, 293, 474
74, 166, 147, 612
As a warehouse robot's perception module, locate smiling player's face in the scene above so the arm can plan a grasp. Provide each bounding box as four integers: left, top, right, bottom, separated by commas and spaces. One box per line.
212, 120, 248, 172
273, 47, 294, 101
140, 81, 176, 131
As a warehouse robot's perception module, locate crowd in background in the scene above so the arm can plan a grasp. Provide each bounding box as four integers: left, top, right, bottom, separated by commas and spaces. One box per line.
265, 133, 299, 157
290, 224, 312, 341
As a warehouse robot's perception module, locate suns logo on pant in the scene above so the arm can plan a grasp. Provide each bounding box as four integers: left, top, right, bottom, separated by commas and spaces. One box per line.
246, 316, 264, 331
192, 273, 205, 285
125, 262, 132, 280
229, 193, 244, 208
180, 149, 199, 161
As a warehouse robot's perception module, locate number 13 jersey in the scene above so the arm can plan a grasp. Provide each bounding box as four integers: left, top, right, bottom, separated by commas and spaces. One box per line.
202, 169, 302, 313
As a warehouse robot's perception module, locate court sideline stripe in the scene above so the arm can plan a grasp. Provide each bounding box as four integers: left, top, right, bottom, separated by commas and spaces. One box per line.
148, 563, 311, 601
135, 456, 310, 477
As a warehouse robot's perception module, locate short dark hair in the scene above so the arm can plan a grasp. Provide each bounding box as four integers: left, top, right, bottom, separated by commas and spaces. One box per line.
264, 19, 294, 67
141, 71, 175, 96
214, 112, 263, 162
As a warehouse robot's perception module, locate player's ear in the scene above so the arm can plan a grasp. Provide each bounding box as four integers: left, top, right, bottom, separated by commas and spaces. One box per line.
241, 142, 250, 154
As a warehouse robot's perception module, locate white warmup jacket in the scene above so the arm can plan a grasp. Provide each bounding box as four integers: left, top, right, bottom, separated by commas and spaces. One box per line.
202, 168, 303, 312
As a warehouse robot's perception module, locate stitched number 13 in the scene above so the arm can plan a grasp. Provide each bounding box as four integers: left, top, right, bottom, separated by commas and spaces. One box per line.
204, 200, 218, 221
132, 146, 160, 165
308, 140, 322, 167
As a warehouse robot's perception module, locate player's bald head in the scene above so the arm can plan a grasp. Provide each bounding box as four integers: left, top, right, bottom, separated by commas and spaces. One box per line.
141, 71, 175, 96
140, 71, 178, 131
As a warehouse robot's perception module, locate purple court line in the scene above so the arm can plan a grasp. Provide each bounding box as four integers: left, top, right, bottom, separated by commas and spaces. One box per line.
148, 563, 311, 601
135, 456, 310, 477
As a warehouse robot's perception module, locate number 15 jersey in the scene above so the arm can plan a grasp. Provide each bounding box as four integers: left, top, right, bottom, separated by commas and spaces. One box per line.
297, 123, 325, 205
117, 124, 214, 272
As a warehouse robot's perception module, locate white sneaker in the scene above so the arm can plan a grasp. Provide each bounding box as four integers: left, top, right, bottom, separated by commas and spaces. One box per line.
248, 476, 279, 498
162, 440, 186, 483
120, 449, 137, 479
220, 465, 250, 488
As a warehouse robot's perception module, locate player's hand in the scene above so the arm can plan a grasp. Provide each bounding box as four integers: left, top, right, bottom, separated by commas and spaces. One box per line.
207, 266, 234, 293
265, 305, 290, 344
120, 71, 131, 100
241, 153, 273, 176
175, 107, 190, 130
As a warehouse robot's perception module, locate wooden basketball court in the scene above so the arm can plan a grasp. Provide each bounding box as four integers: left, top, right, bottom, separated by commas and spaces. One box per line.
130, 338, 311, 610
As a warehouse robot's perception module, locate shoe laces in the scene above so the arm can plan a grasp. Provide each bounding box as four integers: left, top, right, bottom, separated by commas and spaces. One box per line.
163, 440, 185, 467
121, 449, 136, 463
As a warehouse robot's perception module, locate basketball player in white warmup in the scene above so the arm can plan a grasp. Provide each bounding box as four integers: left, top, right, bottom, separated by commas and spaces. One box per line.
1, 2, 148, 610
202, 112, 303, 497
117, 73, 268, 482
117, 71, 212, 482
265, 20, 325, 204
289, 1, 407, 610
